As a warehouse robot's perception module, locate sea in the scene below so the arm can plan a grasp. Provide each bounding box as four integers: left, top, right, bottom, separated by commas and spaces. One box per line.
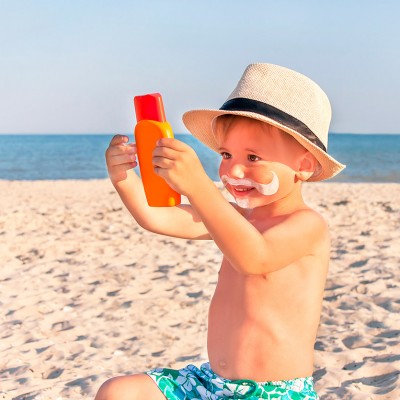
0, 133, 399, 183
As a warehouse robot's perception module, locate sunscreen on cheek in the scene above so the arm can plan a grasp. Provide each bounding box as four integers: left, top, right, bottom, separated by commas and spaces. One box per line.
253, 172, 279, 195
134, 94, 181, 207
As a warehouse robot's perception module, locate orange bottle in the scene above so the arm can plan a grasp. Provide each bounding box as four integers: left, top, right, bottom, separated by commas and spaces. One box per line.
134, 93, 181, 207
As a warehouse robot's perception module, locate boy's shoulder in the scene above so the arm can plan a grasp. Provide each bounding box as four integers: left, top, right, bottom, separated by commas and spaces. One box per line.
281, 207, 330, 251
232, 200, 328, 237
289, 207, 328, 231
253, 205, 329, 240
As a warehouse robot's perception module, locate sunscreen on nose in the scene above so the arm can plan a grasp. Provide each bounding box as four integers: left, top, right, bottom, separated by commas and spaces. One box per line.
134, 93, 181, 207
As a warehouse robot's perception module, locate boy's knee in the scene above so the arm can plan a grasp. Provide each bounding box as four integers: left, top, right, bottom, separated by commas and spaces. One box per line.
94, 374, 164, 400
95, 376, 128, 400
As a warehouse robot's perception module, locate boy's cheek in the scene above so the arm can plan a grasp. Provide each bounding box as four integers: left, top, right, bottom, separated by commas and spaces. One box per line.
218, 163, 226, 179
270, 168, 301, 201
269, 162, 295, 182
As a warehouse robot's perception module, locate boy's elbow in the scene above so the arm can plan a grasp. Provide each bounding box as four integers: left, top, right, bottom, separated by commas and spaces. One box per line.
135, 217, 162, 235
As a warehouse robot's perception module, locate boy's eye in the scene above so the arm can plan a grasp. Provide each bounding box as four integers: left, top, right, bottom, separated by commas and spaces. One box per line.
248, 154, 260, 161
220, 152, 231, 159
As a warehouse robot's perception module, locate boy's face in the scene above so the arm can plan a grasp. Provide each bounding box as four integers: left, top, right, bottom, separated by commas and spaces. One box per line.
216, 117, 308, 209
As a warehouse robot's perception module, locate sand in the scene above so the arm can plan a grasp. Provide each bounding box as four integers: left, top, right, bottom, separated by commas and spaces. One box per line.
0, 180, 399, 400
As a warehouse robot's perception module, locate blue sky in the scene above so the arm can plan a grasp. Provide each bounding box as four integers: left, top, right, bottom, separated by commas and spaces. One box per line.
0, 0, 399, 134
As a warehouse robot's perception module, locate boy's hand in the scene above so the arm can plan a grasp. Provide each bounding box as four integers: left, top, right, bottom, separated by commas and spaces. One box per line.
105, 135, 137, 183
153, 138, 207, 197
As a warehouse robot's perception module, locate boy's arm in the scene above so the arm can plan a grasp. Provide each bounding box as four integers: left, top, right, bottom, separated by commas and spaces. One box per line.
190, 186, 328, 274
106, 135, 211, 240
154, 138, 329, 275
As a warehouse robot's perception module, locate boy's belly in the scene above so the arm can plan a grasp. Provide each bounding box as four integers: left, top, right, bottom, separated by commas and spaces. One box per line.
207, 266, 318, 381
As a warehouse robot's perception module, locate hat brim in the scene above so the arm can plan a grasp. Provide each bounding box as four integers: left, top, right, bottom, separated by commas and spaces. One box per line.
182, 109, 346, 182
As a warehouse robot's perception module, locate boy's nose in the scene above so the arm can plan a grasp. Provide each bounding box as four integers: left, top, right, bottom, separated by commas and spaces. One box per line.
228, 163, 245, 179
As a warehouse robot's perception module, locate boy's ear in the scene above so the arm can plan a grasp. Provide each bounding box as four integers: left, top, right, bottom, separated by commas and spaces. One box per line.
295, 152, 317, 181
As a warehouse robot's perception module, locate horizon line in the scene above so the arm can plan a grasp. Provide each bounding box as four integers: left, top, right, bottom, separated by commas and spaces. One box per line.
0, 131, 399, 136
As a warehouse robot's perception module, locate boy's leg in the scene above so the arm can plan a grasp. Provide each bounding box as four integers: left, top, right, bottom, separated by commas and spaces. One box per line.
94, 373, 167, 400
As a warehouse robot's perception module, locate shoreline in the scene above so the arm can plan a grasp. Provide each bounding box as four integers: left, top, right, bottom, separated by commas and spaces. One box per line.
1, 180, 399, 399
1, 179, 400, 184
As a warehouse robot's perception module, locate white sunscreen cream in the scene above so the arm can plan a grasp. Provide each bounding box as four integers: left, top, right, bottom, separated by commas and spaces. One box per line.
221, 171, 280, 208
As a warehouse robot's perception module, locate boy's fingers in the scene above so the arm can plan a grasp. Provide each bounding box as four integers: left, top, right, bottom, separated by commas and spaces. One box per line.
110, 153, 137, 166
157, 138, 187, 151
152, 155, 172, 168
107, 143, 136, 159
112, 161, 137, 172
110, 134, 129, 145
110, 142, 136, 153
153, 145, 176, 160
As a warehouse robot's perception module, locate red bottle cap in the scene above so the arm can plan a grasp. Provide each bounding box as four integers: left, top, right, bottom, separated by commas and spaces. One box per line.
134, 93, 166, 122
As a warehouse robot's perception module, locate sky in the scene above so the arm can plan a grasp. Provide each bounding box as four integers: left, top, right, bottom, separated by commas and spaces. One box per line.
0, 0, 399, 134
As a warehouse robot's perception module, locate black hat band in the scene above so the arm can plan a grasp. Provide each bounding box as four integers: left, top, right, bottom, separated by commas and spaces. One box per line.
219, 98, 327, 152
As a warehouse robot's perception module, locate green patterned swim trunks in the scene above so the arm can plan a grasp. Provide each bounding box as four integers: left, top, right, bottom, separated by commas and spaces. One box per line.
146, 362, 319, 399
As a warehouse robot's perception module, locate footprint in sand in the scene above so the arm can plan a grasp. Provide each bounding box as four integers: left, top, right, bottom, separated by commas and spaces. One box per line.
349, 259, 368, 268
342, 335, 370, 349
16, 248, 45, 264
340, 371, 400, 396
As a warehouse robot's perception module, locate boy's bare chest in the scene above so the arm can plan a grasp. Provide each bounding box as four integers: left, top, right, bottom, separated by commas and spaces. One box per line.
217, 257, 296, 296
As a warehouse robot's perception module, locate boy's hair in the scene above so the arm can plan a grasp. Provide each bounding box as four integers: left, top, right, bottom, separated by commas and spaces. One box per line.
213, 115, 322, 178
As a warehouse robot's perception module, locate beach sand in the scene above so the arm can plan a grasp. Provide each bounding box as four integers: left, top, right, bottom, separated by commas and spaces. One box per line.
0, 180, 399, 400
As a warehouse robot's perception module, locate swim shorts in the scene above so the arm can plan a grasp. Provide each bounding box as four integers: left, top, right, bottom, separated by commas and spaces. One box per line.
146, 362, 319, 399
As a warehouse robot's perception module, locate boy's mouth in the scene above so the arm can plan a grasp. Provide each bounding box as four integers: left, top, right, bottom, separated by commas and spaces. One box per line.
232, 185, 255, 193
221, 172, 279, 197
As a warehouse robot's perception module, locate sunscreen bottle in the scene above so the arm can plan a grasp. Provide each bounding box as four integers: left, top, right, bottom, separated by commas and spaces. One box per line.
134, 93, 181, 207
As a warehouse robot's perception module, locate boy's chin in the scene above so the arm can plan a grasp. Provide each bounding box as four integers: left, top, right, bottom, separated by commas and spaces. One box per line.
234, 197, 271, 209
235, 198, 251, 209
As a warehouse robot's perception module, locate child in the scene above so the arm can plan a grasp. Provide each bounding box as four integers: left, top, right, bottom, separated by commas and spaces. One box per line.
95, 63, 345, 400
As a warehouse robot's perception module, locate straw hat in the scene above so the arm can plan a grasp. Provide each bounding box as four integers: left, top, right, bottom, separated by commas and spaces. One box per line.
182, 63, 345, 181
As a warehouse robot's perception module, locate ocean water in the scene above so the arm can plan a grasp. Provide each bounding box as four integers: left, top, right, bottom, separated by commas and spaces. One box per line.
0, 133, 399, 182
